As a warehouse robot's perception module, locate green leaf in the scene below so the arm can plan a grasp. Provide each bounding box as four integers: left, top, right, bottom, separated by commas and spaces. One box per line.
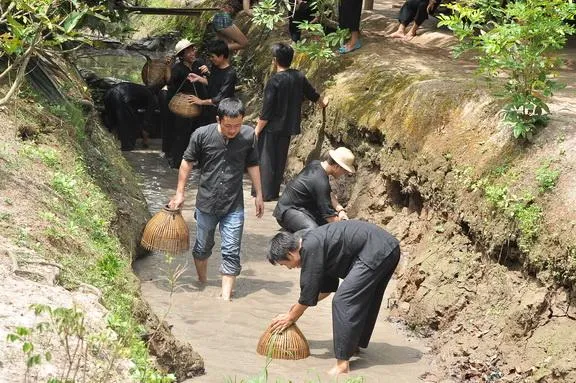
62, 11, 86, 34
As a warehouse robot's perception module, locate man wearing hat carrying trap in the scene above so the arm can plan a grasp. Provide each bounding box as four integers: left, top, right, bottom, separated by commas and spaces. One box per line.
273, 147, 356, 233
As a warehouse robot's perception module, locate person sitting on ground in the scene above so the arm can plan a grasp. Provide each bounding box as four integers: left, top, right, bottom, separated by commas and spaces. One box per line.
187, 39, 238, 125
168, 98, 264, 301
268, 220, 401, 376
388, 0, 441, 41
273, 147, 356, 233
212, 0, 256, 51
255, 43, 327, 202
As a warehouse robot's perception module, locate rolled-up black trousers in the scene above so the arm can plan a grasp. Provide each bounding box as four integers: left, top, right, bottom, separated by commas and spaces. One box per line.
332, 246, 401, 360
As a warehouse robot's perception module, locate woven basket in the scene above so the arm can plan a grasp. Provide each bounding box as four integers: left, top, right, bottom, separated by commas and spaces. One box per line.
256, 323, 310, 360
141, 57, 169, 88
169, 92, 202, 118
141, 206, 190, 254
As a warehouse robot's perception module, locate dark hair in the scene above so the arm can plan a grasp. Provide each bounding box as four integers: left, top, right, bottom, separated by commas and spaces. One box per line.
217, 97, 245, 119
208, 39, 230, 59
271, 43, 294, 68
268, 231, 299, 265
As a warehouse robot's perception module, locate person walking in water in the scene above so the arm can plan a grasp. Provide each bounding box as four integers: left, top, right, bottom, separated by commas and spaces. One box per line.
169, 98, 264, 301
255, 42, 327, 202
273, 147, 356, 233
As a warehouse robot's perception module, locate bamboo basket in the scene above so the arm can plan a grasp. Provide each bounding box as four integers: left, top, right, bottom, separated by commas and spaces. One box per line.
141, 206, 190, 254
169, 92, 202, 118
256, 323, 310, 360
141, 56, 169, 88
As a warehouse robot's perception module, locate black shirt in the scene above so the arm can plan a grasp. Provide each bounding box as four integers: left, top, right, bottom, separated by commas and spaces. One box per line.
207, 65, 237, 105
167, 60, 208, 100
182, 123, 259, 215
273, 160, 336, 222
260, 69, 320, 136
298, 221, 400, 307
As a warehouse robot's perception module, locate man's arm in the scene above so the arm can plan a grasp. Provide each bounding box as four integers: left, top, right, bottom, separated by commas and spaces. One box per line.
255, 118, 268, 137
168, 160, 193, 209
271, 303, 309, 332
257, 80, 276, 136
247, 165, 264, 218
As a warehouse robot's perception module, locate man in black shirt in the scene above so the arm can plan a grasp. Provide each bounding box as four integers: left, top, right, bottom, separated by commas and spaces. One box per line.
169, 98, 264, 301
273, 147, 356, 232
255, 43, 327, 201
187, 40, 238, 125
267, 220, 401, 376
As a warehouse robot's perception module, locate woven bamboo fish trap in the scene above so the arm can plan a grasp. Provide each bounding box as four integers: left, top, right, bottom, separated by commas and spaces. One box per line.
256, 323, 310, 360
141, 206, 190, 254
141, 57, 169, 88
169, 92, 202, 118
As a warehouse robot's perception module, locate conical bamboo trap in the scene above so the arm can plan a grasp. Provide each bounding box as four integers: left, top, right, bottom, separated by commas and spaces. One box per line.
141, 206, 190, 254
168, 92, 202, 118
256, 323, 310, 360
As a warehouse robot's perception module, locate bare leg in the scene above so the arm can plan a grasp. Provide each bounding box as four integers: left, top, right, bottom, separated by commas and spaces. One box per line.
402, 23, 420, 41
389, 23, 407, 38
344, 31, 360, 49
328, 359, 350, 376
194, 258, 208, 283
141, 129, 150, 148
221, 275, 236, 301
216, 25, 248, 51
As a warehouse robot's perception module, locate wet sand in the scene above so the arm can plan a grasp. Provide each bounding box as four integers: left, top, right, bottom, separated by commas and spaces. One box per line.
127, 140, 429, 382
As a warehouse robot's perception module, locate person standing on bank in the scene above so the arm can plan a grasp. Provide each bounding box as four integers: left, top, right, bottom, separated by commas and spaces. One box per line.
187, 39, 238, 125
255, 43, 327, 202
168, 98, 264, 301
338, 0, 362, 54
167, 39, 209, 168
267, 220, 401, 375
274, 147, 356, 233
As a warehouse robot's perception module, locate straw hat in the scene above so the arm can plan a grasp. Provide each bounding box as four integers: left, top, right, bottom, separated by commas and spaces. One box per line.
328, 147, 356, 173
174, 39, 195, 56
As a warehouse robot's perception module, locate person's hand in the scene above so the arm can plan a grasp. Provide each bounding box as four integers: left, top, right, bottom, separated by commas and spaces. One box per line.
187, 73, 203, 83
338, 210, 349, 220
168, 193, 185, 209
199, 65, 210, 75
188, 95, 202, 105
254, 194, 264, 218
270, 313, 294, 333
319, 96, 329, 109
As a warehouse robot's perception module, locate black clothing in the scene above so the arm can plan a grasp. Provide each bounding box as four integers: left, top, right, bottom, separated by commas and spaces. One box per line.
298, 220, 399, 306
258, 69, 320, 200
260, 69, 320, 136
256, 131, 291, 201
276, 208, 319, 233
398, 0, 436, 26
167, 60, 207, 167
183, 123, 259, 215
296, 220, 400, 360
204, 65, 238, 125
273, 160, 336, 229
103, 82, 158, 151
338, 0, 362, 32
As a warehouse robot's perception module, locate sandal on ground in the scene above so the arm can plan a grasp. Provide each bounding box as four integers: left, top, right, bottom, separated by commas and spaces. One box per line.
338, 40, 362, 54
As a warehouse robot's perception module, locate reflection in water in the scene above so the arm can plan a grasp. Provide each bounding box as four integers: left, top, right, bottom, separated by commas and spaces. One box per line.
74, 50, 169, 84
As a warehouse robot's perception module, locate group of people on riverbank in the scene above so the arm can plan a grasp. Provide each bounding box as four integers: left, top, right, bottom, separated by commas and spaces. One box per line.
159, 37, 401, 375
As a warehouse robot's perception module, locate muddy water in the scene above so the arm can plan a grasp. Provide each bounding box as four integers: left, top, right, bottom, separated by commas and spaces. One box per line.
126, 140, 429, 382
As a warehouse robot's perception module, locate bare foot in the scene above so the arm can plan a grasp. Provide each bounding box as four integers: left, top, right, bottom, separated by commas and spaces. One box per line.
402, 33, 416, 41
389, 31, 405, 38
327, 360, 350, 376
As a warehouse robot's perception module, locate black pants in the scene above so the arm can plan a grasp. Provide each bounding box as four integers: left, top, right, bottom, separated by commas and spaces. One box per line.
332, 246, 401, 360
277, 208, 323, 233
398, 0, 429, 26
169, 113, 200, 168
257, 132, 291, 201
338, 0, 362, 32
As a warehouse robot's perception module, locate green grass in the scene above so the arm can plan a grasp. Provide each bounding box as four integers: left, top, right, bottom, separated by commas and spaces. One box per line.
536, 160, 560, 193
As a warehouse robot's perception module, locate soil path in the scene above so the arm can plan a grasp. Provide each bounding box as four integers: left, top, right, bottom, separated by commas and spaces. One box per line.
127, 140, 429, 382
